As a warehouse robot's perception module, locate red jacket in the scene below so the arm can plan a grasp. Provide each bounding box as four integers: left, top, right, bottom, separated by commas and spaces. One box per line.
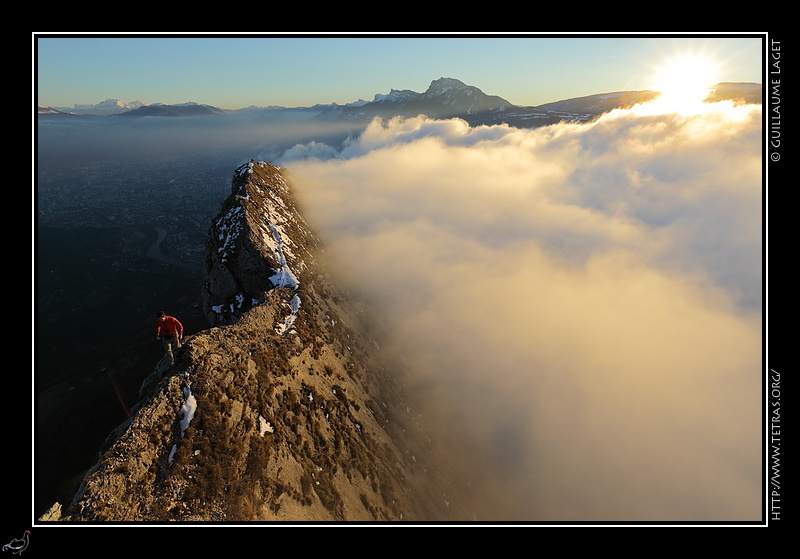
155, 315, 184, 337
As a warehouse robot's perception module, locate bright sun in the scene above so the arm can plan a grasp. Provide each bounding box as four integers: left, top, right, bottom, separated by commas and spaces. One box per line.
648, 54, 720, 113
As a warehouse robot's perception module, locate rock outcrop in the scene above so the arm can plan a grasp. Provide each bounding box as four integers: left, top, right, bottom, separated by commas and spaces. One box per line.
202, 160, 308, 328
41, 161, 464, 522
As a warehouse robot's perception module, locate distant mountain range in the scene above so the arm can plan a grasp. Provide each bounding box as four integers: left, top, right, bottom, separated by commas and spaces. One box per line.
40, 98, 148, 116
37, 77, 763, 128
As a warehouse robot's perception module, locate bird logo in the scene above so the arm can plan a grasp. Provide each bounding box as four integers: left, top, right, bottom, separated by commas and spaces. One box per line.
2, 530, 29, 555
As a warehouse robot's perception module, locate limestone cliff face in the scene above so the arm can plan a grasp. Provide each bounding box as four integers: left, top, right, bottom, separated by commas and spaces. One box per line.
202, 161, 310, 328
42, 161, 463, 522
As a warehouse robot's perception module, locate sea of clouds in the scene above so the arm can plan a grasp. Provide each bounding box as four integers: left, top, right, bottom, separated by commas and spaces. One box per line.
276, 100, 763, 522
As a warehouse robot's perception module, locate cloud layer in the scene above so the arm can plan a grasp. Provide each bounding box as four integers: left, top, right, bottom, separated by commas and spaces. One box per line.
279, 101, 763, 522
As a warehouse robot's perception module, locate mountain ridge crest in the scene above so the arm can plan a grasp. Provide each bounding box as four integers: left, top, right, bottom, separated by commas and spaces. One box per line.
40, 161, 466, 522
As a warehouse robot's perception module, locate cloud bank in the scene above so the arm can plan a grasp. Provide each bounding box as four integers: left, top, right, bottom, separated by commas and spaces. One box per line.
279, 101, 763, 522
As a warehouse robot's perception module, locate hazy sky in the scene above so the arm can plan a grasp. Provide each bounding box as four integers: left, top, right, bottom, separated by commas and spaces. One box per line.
34, 33, 765, 109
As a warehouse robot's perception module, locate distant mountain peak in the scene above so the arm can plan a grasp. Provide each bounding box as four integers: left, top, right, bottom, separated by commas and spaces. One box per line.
423, 77, 470, 94
117, 103, 226, 118
323, 77, 512, 122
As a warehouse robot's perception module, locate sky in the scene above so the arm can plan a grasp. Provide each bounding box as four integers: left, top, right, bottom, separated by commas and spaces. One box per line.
34, 33, 765, 109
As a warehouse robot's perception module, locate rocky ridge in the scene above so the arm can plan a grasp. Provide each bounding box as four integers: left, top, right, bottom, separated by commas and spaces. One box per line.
40, 161, 465, 522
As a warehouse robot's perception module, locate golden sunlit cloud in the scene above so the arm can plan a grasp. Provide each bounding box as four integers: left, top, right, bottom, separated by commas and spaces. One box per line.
283, 102, 762, 521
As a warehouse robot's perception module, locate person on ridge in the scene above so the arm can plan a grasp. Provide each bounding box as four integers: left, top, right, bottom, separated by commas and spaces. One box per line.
155, 311, 184, 366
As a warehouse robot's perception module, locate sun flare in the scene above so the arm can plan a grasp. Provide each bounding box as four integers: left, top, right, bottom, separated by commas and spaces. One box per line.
647, 53, 720, 114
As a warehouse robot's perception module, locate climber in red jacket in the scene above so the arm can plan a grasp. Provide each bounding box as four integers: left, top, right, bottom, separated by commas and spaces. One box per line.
155, 311, 184, 365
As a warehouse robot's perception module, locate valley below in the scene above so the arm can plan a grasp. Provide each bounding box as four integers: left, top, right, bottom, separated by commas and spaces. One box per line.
35, 147, 247, 516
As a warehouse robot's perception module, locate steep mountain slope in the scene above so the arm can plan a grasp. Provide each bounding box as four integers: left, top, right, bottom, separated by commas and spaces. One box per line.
40, 161, 466, 522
